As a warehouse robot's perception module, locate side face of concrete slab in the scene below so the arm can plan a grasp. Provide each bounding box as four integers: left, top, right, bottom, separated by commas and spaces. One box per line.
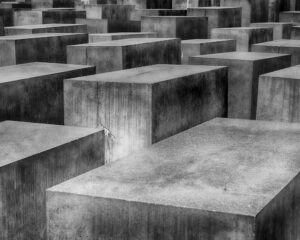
0, 17, 3, 36
251, 22, 293, 40
88, 32, 157, 42
279, 11, 300, 23
30, 0, 75, 8
0, 121, 104, 240
291, 26, 300, 39
85, 4, 135, 20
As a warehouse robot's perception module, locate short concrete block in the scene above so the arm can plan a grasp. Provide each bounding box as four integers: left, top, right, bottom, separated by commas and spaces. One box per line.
279, 11, 300, 23
141, 16, 208, 39
0, 121, 104, 240
190, 52, 291, 119
181, 38, 236, 63
47, 118, 300, 240
67, 38, 181, 73
85, 4, 135, 20
252, 39, 300, 65
89, 32, 157, 42
211, 27, 273, 51
0, 62, 95, 124
251, 22, 293, 40
0, 33, 88, 66
64, 64, 227, 161
256, 65, 300, 123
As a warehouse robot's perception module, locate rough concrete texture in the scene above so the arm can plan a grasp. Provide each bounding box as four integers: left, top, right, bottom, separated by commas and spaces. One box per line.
114, 0, 172, 9
0, 2, 31, 9
181, 38, 236, 63
187, 7, 242, 37
5, 23, 87, 35
251, 22, 293, 40
47, 118, 300, 240
0, 16, 3, 36
64, 64, 227, 161
291, 26, 300, 39
0, 8, 14, 26
141, 16, 208, 39
194, 0, 221, 7
85, 4, 135, 20
0, 121, 104, 240
0, 62, 95, 124
89, 32, 157, 42
67, 38, 181, 73
130, 9, 187, 21
29, 0, 75, 8
252, 40, 300, 65
279, 11, 300, 23
190, 52, 291, 119
256, 65, 300, 123
0, 33, 88, 67
211, 27, 273, 51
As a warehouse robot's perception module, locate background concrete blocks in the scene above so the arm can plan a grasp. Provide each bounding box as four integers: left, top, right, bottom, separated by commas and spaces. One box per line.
291, 26, 300, 39
130, 8, 187, 21
29, 0, 75, 8
279, 11, 300, 23
85, 4, 135, 20
251, 22, 293, 40
89, 32, 157, 42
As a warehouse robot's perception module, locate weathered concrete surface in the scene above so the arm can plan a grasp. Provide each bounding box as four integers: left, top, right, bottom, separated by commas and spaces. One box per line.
67, 38, 181, 73
0, 8, 14, 26
187, 7, 242, 37
29, 0, 75, 8
279, 11, 300, 23
195, 0, 221, 7
0, 16, 3, 36
0, 33, 88, 66
291, 26, 300, 39
251, 22, 293, 40
252, 40, 300, 65
64, 64, 227, 161
211, 27, 273, 51
0, 1, 31, 9
141, 16, 208, 39
181, 38, 236, 63
47, 118, 300, 240
0, 62, 95, 124
89, 32, 157, 42
130, 9, 187, 21
190, 52, 291, 119
0, 121, 104, 240
256, 65, 300, 123
111, 0, 172, 9
5, 23, 87, 35
85, 4, 135, 20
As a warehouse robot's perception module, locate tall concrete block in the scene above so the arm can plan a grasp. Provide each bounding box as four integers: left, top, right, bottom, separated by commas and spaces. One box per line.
0, 121, 104, 240
141, 16, 208, 39
0, 33, 88, 66
67, 38, 181, 73
47, 118, 300, 240
130, 9, 187, 21
85, 4, 135, 20
190, 52, 291, 119
89, 32, 157, 42
187, 7, 242, 37
64, 64, 227, 161
211, 27, 273, 51
181, 38, 236, 63
252, 40, 300, 65
0, 62, 95, 124
256, 65, 300, 123
279, 11, 300, 23
251, 22, 293, 40
5, 23, 87, 35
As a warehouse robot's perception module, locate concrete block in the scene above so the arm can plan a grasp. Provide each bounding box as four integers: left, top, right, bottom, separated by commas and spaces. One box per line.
89, 32, 157, 42
0, 121, 104, 240
67, 38, 181, 73
0, 8, 14, 26
85, 4, 135, 20
187, 7, 242, 37
29, 0, 75, 8
252, 40, 300, 65
0, 2, 31, 9
195, 0, 221, 7
0, 62, 95, 124
181, 38, 236, 63
0, 33, 88, 67
251, 22, 293, 40
279, 11, 300, 23
190, 52, 291, 119
130, 9, 187, 21
211, 27, 273, 51
141, 16, 208, 39
256, 65, 300, 123
64, 64, 227, 161
291, 26, 300, 39
5, 23, 87, 35
47, 118, 300, 240
0, 16, 3, 36
120, 0, 172, 9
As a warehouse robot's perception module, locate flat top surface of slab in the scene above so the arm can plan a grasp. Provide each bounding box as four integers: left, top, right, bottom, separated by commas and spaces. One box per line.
5, 24, 86, 29
89, 32, 156, 36
254, 40, 300, 47
0, 62, 94, 83
261, 65, 300, 80
182, 39, 234, 44
67, 64, 226, 84
191, 51, 289, 61
0, 33, 84, 40
0, 121, 101, 168
48, 118, 300, 216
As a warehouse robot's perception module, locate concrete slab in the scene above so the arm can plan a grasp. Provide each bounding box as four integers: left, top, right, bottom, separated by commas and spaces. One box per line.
5, 23, 87, 35
279, 11, 300, 23
194, 0, 221, 7
89, 32, 157, 42
0, 16, 3, 35
85, 4, 135, 20
130, 9, 187, 21
256, 65, 300, 123
211, 27, 273, 51
141, 16, 208, 39
0, 33, 88, 66
190, 52, 291, 119
67, 38, 181, 73
0, 62, 95, 124
291, 26, 300, 39
118, 0, 172, 9
47, 118, 300, 240
181, 38, 236, 63
187, 7, 242, 37
0, 1, 31, 9
252, 39, 300, 65
29, 0, 75, 8
64, 64, 227, 161
0, 120, 104, 240
251, 22, 293, 40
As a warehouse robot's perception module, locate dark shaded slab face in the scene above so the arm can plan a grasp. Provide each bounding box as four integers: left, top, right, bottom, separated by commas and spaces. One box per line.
29, 0, 75, 8
0, 121, 105, 240
131, 9, 187, 21
88, 32, 157, 42
85, 4, 135, 20
279, 11, 300, 23
0, 16, 3, 36
251, 22, 293, 39
47, 118, 300, 240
